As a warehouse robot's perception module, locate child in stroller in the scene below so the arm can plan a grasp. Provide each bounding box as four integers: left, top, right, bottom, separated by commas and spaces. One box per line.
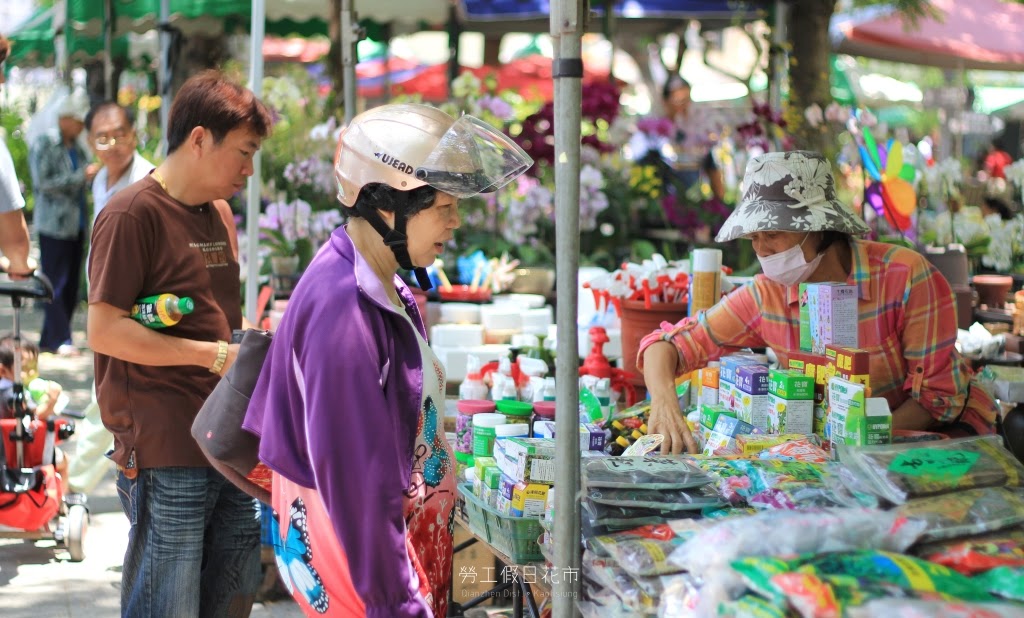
0, 273, 87, 561
0, 339, 74, 499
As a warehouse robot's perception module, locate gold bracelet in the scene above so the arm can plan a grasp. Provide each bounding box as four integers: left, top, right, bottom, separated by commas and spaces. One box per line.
209, 340, 228, 374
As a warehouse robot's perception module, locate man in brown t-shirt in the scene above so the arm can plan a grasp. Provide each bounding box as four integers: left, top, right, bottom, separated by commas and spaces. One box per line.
88, 71, 272, 617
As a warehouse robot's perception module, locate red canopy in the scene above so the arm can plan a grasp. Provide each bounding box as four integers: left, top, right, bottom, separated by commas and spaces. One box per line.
833, 0, 1024, 71
361, 54, 610, 102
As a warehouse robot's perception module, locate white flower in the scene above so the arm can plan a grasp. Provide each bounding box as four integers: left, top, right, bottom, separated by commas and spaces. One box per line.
824, 102, 849, 124
859, 110, 877, 128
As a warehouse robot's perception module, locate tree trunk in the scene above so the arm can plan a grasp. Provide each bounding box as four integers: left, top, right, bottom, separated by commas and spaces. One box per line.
327, 0, 344, 99
787, 0, 836, 153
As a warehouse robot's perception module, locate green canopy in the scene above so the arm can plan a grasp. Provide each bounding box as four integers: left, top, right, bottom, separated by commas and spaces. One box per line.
7, 4, 130, 68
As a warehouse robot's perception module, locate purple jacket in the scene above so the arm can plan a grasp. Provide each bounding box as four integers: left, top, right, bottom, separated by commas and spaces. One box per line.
243, 226, 430, 617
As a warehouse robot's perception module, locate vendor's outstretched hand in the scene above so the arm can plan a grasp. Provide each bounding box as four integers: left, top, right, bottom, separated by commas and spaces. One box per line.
648, 393, 698, 455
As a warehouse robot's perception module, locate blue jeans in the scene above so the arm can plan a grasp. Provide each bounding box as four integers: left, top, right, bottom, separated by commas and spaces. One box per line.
116, 467, 261, 618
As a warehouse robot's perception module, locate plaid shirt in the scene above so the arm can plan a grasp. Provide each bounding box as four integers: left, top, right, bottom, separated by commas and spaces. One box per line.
638, 239, 997, 435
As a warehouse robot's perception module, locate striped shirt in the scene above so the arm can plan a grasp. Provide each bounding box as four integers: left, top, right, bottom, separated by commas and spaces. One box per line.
638, 238, 997, 435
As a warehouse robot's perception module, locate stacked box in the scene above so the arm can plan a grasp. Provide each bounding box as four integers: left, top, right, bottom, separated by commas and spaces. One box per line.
702, 414, 754, 455
787, 352, 830, 437
767, 369, 815, 434
511, 483, 550, 518
827, 377, 866, 451
825, 345, 871, 389
863, 398, 892, 446
805, 283, 858, 354
700, 367, 720, 407
798, 282, 815, 352
493, 438, 556, 485
531, 421, 606, 450
735, 365, 771, 431
719, 355, 763, 412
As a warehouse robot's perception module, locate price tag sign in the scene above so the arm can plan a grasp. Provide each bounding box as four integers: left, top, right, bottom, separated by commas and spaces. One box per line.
888, 448, 980, 480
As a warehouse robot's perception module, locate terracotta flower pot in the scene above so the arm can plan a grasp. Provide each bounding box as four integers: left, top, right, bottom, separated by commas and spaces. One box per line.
973, 274, 1013, 309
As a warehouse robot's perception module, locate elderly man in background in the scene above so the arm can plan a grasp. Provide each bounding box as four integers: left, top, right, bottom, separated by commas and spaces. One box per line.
30, 87, 100, 355
0, 35, 37, 278
66, 101, 154, 496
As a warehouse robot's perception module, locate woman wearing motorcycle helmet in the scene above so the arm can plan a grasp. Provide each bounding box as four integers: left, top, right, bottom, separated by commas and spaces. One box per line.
244, 104, 531, 617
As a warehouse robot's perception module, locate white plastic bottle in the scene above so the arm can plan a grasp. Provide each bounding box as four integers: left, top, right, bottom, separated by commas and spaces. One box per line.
459, 355, 489, 401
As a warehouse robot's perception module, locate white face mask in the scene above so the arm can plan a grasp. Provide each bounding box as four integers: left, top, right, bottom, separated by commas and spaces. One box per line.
757, 234, 824, 286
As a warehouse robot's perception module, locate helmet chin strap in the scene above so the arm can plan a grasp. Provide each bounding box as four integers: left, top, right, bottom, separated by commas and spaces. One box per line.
354, 201, 433, 291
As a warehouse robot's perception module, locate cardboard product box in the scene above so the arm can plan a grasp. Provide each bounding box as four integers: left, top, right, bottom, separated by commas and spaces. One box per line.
493, 438, 556, 485
864, 397, 892, 445
735, 365, 770, 431
813, 404, 828, 438
825, 345, 871, 389
711, 413, 755, 438
700, 367, 721, 407
498, 473, 517, 501
805, 283, 858, 354
451, 525, 500, 606
531, 421, 606, 451
767, 369, 815, 434
799, 282, 815, 352
787, 352, 830, 408
700, 403, 733, 432
495, 493, 513, 516
482, 466, 502, 490
511, 482, 550, 518
828, 377, 867, 451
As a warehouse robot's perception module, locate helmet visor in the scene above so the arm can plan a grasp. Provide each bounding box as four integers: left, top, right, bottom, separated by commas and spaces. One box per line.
415, 115, 533, 198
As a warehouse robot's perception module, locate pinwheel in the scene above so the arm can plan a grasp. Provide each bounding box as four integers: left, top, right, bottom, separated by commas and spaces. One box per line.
858, 126, 917, 232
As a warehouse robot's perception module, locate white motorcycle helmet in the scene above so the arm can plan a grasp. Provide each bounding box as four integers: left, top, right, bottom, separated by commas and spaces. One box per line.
334, 104, 532, 289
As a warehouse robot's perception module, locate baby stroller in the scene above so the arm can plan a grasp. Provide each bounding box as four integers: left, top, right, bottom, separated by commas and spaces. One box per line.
0, 272, 87, 561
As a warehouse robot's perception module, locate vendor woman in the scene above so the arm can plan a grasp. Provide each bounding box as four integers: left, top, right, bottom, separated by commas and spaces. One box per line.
640, 150, 999, 455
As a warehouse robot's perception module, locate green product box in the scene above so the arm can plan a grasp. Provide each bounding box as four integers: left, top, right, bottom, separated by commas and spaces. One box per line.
700, 403, 733, 431
799, 282, 814, 352
482, 466, 502, 490
864, 398, 892, 445
828, 376, 866, 451
494, 438, 556, 485
768, 369, 815, 400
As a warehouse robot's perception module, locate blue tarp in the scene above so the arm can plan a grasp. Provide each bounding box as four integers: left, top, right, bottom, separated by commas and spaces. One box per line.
460, 0, 765, 21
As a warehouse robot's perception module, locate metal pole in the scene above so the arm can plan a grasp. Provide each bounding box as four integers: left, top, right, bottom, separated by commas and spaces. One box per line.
158, 0, 171, 157
103, 0, 114, 100
341, 0, 358, 124
245, 0, 266, 323
551, 0, 584, 614
446, 3, 461, 97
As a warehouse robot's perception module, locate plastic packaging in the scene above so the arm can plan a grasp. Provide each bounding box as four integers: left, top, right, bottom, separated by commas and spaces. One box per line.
455, 400, 495, 456
897, 487, 1024, 542
583, 551, 658, 613
838, 434, 1024, 504
848, 599, 1024, 618
917, 528, 1024, 575
586, 486, 726, 511
471, 413, 506, 457
590, 524, 691, 577
583, 456, 714, 490
973, 566, 1024, 602
667, 507, 926, 576
731, 550, 997, 614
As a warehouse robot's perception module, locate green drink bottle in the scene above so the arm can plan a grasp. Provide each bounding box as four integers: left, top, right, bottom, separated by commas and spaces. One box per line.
131, 293, 195, 329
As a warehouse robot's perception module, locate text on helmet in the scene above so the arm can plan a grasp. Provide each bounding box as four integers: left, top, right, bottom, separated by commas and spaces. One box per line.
374, 152, 414, 176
